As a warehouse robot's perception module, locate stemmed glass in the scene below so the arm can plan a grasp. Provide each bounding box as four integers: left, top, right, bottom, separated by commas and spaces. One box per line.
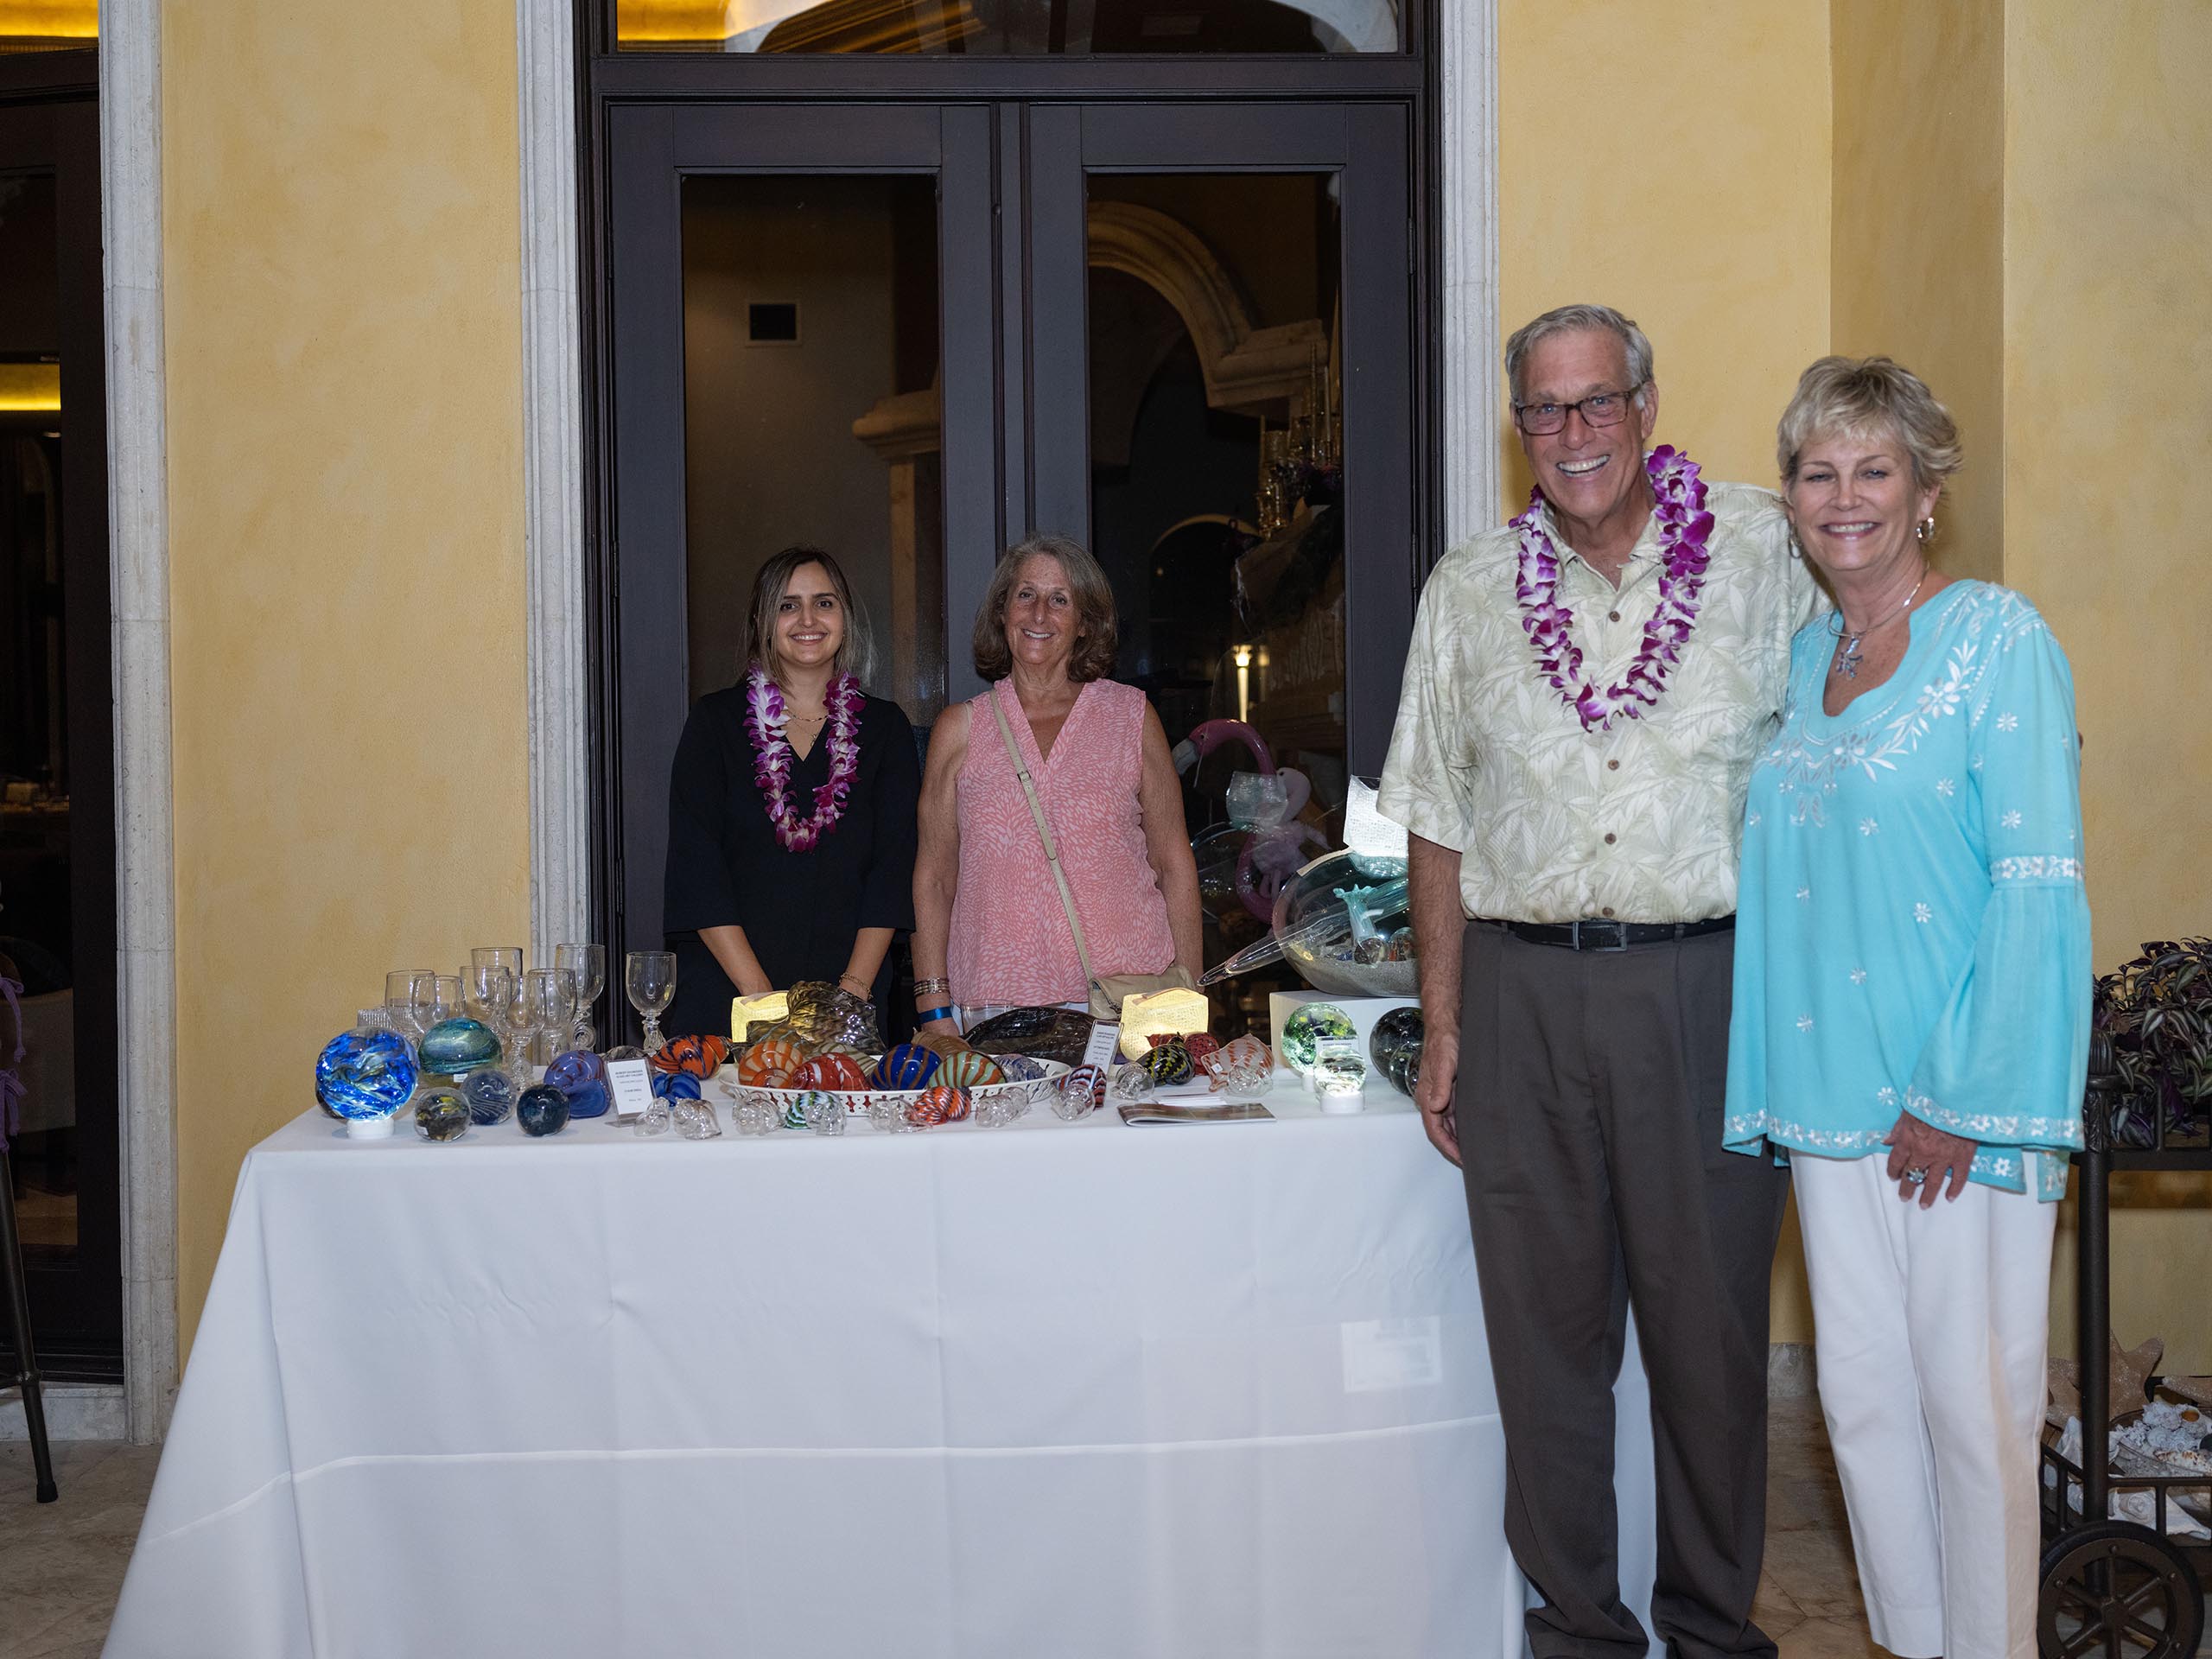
469, 948, 523, 1060
425, 976, 465, 1030
521, 968, 575, 1068
556, 943, 607, 1051
384, 969, 435, 1045
625, 950, 677, 1057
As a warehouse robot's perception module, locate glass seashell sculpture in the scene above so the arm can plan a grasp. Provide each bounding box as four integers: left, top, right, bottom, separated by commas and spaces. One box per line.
416, 1016, 501, 1078
315, 1027, 418, 1138
545, 1049, 611, 1119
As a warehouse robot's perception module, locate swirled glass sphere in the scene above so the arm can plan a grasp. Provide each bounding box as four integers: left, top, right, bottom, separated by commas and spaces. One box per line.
315, 1028, 416, 1132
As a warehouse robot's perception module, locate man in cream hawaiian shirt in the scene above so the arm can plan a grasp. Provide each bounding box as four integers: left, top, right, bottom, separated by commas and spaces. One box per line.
1379, 304, 1822, 1659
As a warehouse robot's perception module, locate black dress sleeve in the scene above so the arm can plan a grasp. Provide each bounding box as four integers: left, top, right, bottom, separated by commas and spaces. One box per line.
663, 692, 741, 935
858, 699, 920, 932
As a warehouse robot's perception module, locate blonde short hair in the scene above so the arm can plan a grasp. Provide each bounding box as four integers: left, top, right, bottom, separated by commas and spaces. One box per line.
1777, 356, 1962, 494
971, 534, 1119, 683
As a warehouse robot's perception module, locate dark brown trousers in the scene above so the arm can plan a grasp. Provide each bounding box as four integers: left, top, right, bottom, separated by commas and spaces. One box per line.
1457, 923, 1786, 1659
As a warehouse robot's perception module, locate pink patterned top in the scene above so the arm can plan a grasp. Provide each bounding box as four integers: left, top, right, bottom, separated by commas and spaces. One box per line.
948, 677, 1178, 1006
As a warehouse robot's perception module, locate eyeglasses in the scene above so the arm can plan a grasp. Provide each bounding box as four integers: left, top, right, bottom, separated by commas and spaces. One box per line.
1511, 383, 1646, 436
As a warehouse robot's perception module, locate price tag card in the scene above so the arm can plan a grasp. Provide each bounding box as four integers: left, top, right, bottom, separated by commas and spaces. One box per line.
605, 1058, 654, 1120
1082, 1023, 1122, 1070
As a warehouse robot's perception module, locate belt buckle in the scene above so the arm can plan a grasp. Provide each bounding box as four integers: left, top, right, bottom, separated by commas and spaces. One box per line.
1571, 918, 1630, 951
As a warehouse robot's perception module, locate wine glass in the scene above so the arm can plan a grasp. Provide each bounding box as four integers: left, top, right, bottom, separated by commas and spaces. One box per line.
521, 968, 575, 1068
556, 943, 607, 1051
469, 949, 523, 1055
426, 975, 465, 1030
625, 950, 677, 1056
384, 969, 435, 1044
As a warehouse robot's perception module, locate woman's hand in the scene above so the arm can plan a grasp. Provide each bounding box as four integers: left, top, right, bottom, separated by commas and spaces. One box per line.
1881, 1110, 1974, 1207
917, 1017, 960, 1038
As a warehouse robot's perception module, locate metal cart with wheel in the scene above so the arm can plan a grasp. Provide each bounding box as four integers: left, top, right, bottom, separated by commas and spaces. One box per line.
2038, 1035, 2209, 1659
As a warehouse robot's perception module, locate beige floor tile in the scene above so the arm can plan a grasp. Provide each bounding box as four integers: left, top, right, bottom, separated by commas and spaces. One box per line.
1777, 1612, 1886, 1659
1752, 1570, 1807, 1640
1759, 1522, 1867, 1619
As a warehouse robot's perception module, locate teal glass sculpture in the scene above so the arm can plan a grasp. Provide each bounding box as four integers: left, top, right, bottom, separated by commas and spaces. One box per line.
315, 1027, 417, 1138
1278, 1001, 1356, 1074
417, 1017, 502, 1077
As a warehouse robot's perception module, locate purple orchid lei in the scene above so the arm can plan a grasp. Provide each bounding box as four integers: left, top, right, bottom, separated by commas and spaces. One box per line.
746, 665, 864, 852
1512, 444, 1716, 734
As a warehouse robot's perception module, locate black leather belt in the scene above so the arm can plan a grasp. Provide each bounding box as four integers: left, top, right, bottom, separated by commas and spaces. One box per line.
1486, 916, 1735, 951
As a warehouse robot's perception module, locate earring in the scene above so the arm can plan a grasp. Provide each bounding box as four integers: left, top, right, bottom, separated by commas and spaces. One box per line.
1914, 516, 1936, 544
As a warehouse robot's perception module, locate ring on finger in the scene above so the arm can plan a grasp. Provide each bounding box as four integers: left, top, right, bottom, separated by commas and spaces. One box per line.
1904, 1166, 1929, 1185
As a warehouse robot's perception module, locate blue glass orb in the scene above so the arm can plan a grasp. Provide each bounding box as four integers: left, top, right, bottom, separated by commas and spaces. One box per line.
413, 1089, 469, 1141
418, 1017, 502, 1077
315, 1028, 417, 1128
1278, 1002, 1356, 1074
461, 1066, 517, 1125
651, 1070, 702, 1102
516, 1084, 570, 1137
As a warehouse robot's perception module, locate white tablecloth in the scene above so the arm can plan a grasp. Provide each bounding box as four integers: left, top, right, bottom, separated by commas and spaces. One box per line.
107, 1084, 1656, 1657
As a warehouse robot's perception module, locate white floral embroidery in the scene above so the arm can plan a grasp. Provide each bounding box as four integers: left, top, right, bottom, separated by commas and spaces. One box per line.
1746, 810, 1761, 827
1991, 855, 2084, 882
1796, 887, 1812, 903
1970, 754, 1985, 772
1906, 1087, 2081, 1148
1849, 968, 1867, 986
1859, 817, 1878, 836
1936, 777, 1955, 798
2000, 809, 2023, 830
1997, 711, 2018, 731
1796, 1014, 1814, 1033
1913, 902, 1931, 923
1878, 1086, 1898, 1106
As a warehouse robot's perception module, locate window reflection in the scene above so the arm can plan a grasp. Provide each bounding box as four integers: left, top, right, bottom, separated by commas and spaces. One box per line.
615, 0, 1399, 54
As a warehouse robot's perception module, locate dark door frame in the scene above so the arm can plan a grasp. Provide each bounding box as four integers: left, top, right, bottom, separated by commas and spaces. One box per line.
0, 83, 124, 1379
577, 6, 1440, 1006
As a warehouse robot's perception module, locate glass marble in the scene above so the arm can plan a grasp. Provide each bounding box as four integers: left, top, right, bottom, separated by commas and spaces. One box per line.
1278, 1002, 1357, 1074
315, 1027, 417, 1135
516, 1084, 571, 1137
461, 1066, 518, 1126
416, 1016, 501, 1077
413, 1089, 470, 1141
1369, 1006, 1425, 1096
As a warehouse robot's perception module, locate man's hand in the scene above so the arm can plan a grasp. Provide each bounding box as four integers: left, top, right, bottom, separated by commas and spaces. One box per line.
1881, 1110, 1974, 1208
1413, 1027, 1462, 1166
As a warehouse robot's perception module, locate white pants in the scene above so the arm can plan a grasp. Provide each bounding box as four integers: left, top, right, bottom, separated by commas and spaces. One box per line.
1792, 1151, 2060, 1659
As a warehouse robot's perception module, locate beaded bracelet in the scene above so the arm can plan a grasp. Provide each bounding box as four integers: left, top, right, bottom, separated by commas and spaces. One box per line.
914, 1005, 957, 1026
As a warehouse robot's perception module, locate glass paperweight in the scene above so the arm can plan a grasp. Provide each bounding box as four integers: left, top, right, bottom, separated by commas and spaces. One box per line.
1369, 1006, 1425, 1096
1312, 1049, 1367, 1112
413, 1089, 470, 1141
461, 1066, 518, 1126
315, 1027, 418, 1138
516, 1084, 570, 1137
546, 1049, 610, 1119
416, 1016, 501, 1078
1278, 1002, 1356, 1075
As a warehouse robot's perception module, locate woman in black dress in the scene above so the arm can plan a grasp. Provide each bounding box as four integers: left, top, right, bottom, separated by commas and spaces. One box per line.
662, 546, 919, 1039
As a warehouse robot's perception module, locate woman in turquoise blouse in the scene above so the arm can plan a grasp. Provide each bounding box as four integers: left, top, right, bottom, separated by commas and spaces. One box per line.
1725, 358, 2088, 1659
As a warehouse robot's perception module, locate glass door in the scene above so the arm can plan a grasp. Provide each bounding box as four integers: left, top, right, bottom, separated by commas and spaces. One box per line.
0, 92, 121, 1376
605, 103, 999, 964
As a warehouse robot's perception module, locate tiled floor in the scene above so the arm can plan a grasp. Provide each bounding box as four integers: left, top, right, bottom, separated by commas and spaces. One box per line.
0, 1399, 2203, 1656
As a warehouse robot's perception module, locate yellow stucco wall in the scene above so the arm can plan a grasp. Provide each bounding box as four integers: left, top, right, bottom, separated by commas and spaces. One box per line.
1496, 0, 1833, 505
1498, 0, 1834, 1344
2001, 0, 2212, 1372
1828, 0, 2005, 584
163, 0, 531, 1351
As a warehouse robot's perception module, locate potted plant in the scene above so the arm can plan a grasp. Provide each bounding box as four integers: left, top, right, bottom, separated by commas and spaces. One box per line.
2091, 939, 2212, 1148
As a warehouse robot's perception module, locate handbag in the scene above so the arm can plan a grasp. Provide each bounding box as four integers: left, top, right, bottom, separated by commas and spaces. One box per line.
985, 690, 1195, 1023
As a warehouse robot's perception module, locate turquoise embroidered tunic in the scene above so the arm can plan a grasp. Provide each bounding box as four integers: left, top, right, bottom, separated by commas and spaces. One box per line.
1723, 582, 2090, 1199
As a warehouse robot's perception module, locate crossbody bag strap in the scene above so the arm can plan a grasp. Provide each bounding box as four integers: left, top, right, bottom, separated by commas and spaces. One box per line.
986, 690, 1101, 990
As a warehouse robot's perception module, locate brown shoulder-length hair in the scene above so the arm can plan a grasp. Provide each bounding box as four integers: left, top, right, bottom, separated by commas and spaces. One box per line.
970, 534, 1118, 683
744, 545, 874, 687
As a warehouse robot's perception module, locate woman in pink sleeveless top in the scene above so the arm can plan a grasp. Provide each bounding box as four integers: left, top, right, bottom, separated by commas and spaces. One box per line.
912, 535, 1201, 1031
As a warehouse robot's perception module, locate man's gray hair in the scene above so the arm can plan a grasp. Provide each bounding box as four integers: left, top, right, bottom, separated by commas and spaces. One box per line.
1503, 303, 1656, 406
1777, 355, 1962, 493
